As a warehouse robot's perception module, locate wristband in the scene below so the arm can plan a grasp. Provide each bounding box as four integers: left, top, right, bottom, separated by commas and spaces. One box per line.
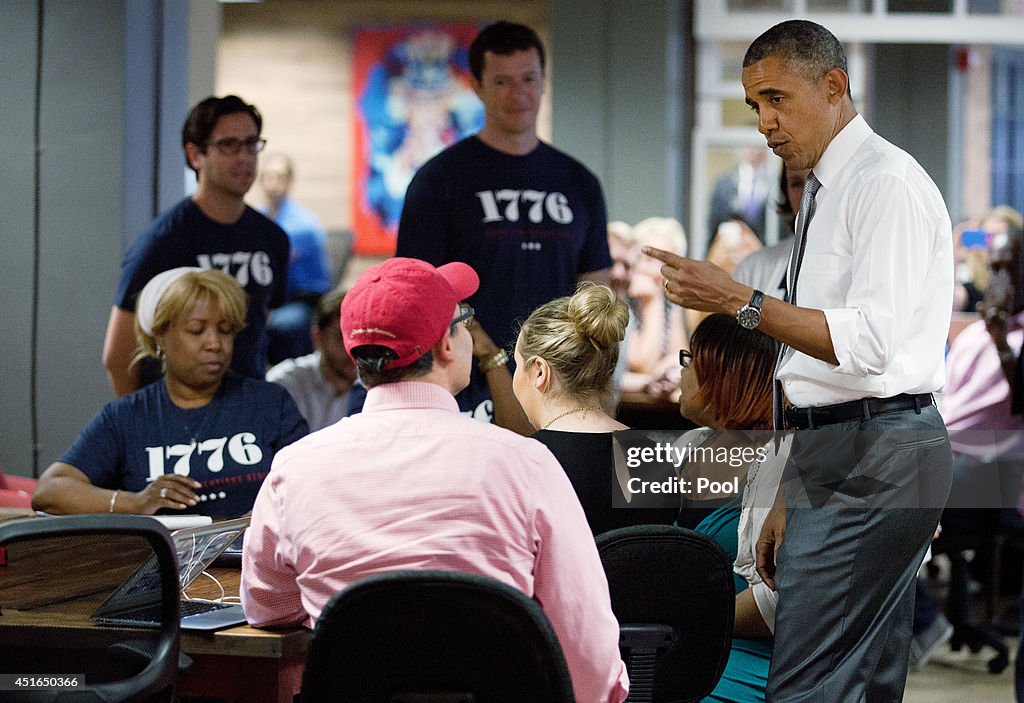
478, 348, 509, 373
109, 489, 120, 513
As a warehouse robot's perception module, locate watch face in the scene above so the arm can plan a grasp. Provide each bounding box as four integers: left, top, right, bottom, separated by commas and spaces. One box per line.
737, 306, 761, 329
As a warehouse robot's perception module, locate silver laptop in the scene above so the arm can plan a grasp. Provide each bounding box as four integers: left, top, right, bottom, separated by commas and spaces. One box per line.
92, 517, 249, 632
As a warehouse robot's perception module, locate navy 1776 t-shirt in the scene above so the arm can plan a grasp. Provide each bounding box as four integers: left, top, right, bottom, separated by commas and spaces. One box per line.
60, 374, 308, 517
396, 137, 611, 419
115, 197, 290, 381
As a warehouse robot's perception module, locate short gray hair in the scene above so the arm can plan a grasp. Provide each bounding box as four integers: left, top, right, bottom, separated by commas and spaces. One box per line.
744, 20, 849, 93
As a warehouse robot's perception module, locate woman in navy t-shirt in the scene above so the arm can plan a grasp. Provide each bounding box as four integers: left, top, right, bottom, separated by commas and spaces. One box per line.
33, 268, 307, 517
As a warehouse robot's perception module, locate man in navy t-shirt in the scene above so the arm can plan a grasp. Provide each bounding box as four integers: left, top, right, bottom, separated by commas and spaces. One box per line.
103, 95, 290, 395
395, 22, 612, 425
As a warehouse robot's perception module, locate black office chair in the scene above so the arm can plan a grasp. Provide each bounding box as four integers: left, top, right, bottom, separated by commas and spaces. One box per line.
597, 525, 734, 703
0, 515, 181, 702
300, 569, 576, 703
933, 508, 1014, 674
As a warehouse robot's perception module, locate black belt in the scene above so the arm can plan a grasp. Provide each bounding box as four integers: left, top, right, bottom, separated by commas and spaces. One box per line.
785, 393, 933, 430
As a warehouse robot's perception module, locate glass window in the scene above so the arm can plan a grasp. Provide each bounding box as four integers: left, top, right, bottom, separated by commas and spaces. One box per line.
968, 0, 1004, 13
726, 0, 786, 9
991, 47, 1024, 217
722, 99, 759, 128
888, 0, 953, 12
806, 0, 870, 10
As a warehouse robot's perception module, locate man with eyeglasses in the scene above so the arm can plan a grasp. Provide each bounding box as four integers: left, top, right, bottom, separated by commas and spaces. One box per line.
103, 94, 290, 396
242, 257, 629, 703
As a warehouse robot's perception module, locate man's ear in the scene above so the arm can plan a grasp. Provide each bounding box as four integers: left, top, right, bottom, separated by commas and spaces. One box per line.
184, 142, 204, 174
824, 67, 848, 103
434, 331, 457, 365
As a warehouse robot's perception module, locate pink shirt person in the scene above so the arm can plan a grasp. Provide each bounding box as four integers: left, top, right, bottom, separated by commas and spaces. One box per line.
241, 256, 627, 703
941, 309, 1024, 458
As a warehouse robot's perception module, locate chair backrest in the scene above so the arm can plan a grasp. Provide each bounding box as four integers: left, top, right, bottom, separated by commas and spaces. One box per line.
301, 569, 576, 703
0, 515, 180, 703
596, 525, 734, 703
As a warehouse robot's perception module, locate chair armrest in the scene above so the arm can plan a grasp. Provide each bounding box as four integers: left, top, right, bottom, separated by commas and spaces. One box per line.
0, 487, 33, 508
0, 473, 38, 493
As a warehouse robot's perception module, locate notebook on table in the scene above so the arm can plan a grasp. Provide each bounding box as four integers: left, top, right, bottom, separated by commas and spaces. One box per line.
92, 516, 250, 632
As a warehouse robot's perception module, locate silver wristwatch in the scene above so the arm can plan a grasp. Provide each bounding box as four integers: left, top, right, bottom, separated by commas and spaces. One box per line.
737, 290, 765, 330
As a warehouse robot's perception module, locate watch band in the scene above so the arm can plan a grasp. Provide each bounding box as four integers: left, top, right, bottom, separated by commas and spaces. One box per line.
748, 289, 765, 311
478, 348, 509, 373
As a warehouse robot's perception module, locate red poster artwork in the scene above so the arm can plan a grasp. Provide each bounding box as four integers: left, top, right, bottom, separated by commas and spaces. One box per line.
351, 24, 484, 255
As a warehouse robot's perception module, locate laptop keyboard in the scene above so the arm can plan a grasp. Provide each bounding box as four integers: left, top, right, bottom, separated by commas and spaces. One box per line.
181, 600, 235, 617
104, 600, 235, 626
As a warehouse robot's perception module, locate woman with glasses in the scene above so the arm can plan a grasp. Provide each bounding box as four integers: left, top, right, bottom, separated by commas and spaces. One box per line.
35, 268, 308, 518
512, 283, 679, 534
675, 312, 787, 703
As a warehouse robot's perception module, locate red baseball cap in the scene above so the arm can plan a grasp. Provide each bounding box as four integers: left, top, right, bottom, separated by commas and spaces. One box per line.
341, 257, 480, 369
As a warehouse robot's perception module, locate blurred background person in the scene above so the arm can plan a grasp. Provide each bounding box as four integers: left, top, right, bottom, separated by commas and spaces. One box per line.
513, 284, 679, 534
674, 313, 785, 703
953, 206, 1024, 313
708, 145, 775, 243
733, 164, 809, 300
259, 152, 334, 365
34, 268, 308, 517
936, 209, 1024, 680
624, 217, 687, 395
607, 220, 636, 302
267, 287, 356, 432
706, 218, 763, 280
607, 220, 638, 407
692, 216, 763, 336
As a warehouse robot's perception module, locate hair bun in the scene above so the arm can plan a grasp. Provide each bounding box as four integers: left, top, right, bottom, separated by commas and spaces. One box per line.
567, 284, 629, 348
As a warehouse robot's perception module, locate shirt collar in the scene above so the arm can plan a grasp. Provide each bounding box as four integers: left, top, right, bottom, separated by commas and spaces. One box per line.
812, 113, 872, 191
362, 381, 461, 414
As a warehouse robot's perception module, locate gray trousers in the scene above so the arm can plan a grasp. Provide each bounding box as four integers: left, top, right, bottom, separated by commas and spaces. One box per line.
767, 405, 952, 702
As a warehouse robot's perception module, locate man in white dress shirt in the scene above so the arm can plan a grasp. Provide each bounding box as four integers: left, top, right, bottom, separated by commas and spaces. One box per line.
645, 20, 953, 701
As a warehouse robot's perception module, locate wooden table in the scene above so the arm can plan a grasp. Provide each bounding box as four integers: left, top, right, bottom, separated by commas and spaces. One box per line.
178, 568, 309, 703
0, 512, 309, 703
617, 391, 696, 432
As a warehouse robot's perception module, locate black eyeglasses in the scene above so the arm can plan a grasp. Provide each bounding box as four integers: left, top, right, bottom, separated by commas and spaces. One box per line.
205, 136, 267, 156
450, 305, 475, 333
679, 349, 692, 368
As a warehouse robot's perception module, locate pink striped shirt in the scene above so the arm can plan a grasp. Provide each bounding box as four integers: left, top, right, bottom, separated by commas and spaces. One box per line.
941, 311, 1024, 458
241, 381, 628, 703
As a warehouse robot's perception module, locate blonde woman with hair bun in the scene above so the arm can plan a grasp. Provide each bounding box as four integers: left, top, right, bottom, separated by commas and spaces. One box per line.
513, 283, 679, 534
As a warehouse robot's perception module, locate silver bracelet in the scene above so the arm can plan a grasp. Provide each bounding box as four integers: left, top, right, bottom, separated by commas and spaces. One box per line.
109, 489, 119, 513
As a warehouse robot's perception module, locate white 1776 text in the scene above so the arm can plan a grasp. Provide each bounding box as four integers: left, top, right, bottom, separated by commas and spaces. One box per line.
475, 190, 574, 225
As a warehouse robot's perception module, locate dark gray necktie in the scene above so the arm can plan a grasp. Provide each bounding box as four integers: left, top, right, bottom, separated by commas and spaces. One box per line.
773, 172, 821, 429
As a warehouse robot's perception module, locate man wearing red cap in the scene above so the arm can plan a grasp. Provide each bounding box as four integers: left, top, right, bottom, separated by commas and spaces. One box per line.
241, 258, 628, 703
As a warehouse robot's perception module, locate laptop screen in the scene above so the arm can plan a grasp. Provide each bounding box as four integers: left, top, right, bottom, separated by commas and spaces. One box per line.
92, 517, 249, 620
174, 517, 249, 588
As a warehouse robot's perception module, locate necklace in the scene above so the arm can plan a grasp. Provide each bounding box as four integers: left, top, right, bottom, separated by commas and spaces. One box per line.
165, 382, 218, 445
174, 404, 214, 446
542, 406, 602, 430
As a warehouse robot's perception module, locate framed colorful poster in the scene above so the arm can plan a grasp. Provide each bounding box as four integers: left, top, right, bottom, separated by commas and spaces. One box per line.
352, 24, 484, 255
